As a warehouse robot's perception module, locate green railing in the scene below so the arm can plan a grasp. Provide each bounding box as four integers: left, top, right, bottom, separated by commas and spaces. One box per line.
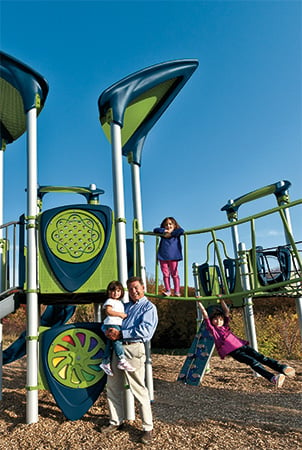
134, 199, 302, 305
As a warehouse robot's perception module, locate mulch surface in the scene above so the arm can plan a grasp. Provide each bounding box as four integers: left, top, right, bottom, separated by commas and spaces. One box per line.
0, 355, 301, 449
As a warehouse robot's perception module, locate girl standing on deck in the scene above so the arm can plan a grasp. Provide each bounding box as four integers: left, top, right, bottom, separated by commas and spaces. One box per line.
153, 217, 184, 297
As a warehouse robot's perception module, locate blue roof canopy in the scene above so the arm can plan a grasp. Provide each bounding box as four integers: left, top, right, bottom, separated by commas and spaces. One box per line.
98, 59, 199, 165
0, 51, 49, 145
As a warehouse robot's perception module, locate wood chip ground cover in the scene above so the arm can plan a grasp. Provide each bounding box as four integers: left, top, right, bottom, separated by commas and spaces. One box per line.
0, 355, 301, 449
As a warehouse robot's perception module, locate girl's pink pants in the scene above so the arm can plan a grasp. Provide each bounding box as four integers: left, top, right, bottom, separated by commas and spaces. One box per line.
160, 260, 180, 294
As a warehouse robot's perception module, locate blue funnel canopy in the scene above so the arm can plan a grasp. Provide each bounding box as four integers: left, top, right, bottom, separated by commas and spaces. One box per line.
98, 59, 199, 165
0, 51, 49, 145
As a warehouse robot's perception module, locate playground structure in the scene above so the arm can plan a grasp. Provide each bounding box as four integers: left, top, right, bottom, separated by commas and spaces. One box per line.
0, 51, 301, 423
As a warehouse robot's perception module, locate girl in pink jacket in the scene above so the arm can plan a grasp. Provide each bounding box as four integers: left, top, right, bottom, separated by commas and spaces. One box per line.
197, 298, 295, 388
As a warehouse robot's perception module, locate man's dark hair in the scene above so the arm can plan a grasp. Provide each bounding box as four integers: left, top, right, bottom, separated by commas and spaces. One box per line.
127, 276, 144, 286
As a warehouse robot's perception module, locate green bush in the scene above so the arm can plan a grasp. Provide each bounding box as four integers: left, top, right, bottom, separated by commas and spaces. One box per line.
72, 303, 95, 322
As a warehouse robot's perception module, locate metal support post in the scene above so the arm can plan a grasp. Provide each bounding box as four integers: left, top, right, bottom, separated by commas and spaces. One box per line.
110, 121, 135, 420
238, 242, 258, 351
110, 122, 129, 294
129, 159, 154, 400
26, 107, 39, 424
276, 181, 302, 341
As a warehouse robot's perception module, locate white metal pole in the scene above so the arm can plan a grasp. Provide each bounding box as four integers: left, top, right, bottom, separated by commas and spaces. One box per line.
281, 212, 302, 339
277, 181, 302, 340
94, 304, 102, 323
25, 107, 39, 424
224, 200, 240, 259
276, 181, 293, 242
231, 223, 240, 259
227, 210, 253, 343
238, 242, 258, 351
130, 161, 154, 400
130, 162, 146, 285
110, 122, 129, 292
110, 121, 135, 420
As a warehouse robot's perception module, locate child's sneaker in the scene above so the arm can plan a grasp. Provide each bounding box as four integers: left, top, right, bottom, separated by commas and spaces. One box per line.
162, 291, 171, 296
100, 362, 114, 376
283, 366, 295, 378
117, 359, 135, 372
271, 374, 285, 388
174, 292, 181, 297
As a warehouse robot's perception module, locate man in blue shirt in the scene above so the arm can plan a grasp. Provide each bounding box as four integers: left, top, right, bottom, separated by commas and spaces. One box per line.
101, 276, 158, 445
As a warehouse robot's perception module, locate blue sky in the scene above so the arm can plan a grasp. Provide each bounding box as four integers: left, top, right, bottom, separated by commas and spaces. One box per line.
1, 1, 301, 282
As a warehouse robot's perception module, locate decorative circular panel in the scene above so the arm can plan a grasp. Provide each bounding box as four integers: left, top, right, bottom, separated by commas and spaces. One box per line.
46, 209, 104, 263
47, 328, 105, 389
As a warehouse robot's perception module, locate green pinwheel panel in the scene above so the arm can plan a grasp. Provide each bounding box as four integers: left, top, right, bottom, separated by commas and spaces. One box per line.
48, 327, 104, 388
40, 323, 107, 421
